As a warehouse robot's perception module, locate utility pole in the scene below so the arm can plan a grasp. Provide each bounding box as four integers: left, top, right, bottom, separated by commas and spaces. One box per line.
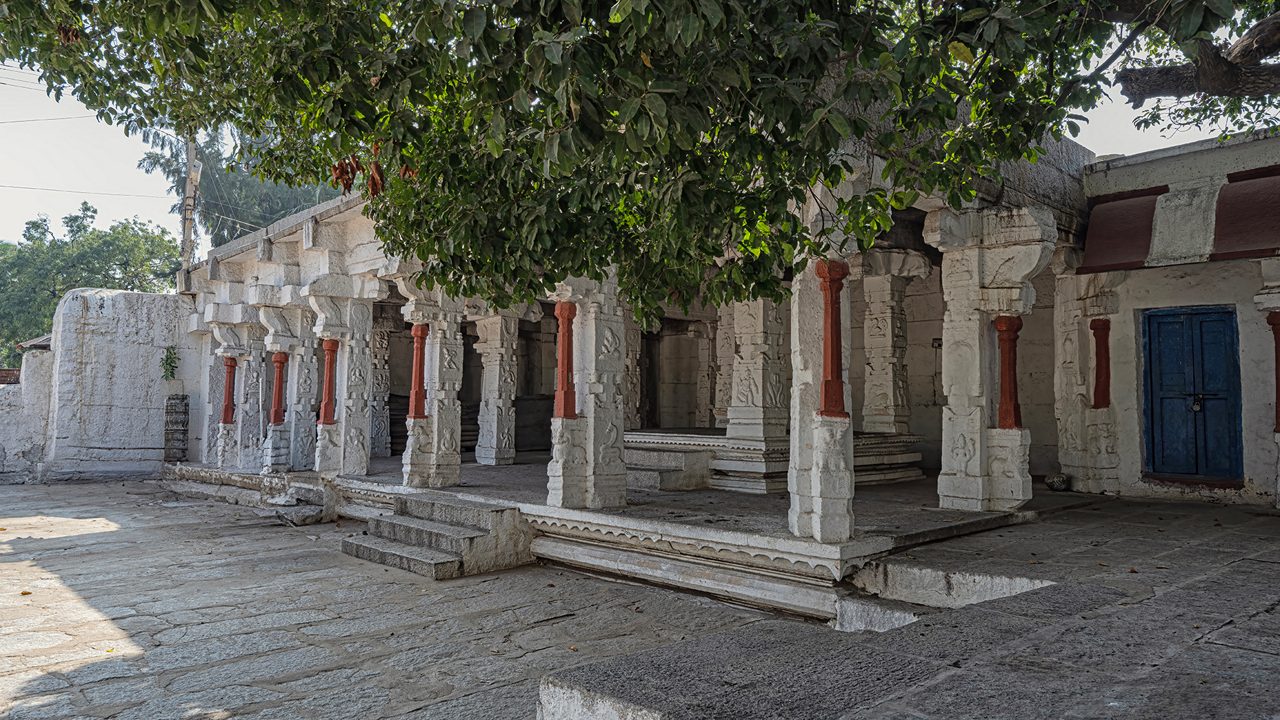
178, 134, 202, 293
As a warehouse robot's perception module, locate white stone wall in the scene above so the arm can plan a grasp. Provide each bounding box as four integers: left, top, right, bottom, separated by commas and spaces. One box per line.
1058, 259, 1277, 504
1019, 270, 1060, 476
0, 350, 53, 481
43, 289, 198, 479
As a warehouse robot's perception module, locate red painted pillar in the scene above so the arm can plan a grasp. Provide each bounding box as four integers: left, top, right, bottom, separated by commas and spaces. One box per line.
318, 338, 339, 426
553, 301, 578, 419
1269, 312, 1280, 432
816, 258, 850, 418
269, 352, 288, 425
994, 315, 1023, 429
1090, 318, 1111, 410
220, 357, 237, 425
408, 323, 429, 419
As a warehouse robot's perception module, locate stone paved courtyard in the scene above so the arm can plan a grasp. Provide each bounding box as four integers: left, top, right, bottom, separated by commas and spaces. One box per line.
0, 483, 765, 719
5, 482, 1280, 719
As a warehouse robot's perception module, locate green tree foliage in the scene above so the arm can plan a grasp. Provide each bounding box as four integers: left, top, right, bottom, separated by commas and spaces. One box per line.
138, 128, 339, 248
2, 1, 1275, 316
0, 203, 179, 366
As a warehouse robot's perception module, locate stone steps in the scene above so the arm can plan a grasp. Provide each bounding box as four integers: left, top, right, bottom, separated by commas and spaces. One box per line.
342, 489, 534, 578
341, 534, 462, 580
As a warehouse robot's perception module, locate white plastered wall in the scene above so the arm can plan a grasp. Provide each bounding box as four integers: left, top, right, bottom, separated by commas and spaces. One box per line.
0, 350, 54, 481
43, 289, 200, 479
1081, 260, 1276, 504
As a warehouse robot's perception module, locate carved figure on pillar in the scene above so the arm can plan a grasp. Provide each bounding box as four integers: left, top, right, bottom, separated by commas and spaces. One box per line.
401, 296, 464, 488
861, 249, 932, 434
713, 298, 790, 493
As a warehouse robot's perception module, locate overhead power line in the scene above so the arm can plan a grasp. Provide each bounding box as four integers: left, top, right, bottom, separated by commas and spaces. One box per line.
0, 183, 170, 199
0, 114, 97, 126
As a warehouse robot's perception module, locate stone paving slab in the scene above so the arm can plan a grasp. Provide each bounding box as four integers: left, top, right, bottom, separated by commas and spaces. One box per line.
543, 496, 1280, 719
0, 482, 769, 719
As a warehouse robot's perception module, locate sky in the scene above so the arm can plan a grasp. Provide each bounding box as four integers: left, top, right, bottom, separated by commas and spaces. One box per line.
0, 62, 1222, 253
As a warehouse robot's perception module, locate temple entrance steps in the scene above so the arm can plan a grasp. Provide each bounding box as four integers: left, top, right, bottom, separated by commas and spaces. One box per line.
623, 446, 712, 491
340, 490, 533, 579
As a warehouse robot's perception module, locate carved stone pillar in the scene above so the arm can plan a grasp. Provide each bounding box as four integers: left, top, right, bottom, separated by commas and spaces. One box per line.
547, 278, 627, 509
402, 318, 431, 485
475, 313, 519, 465
713, 298, 790, 493
694, 321, 717, 427
713, 305, 735, 428
288, 312, 319, 471
369, 311, 397, 459
1053, 250, 1123, 494
623, 315, 643, 430
1253, 258, 1280, 507
861, 249, 932, 434
217, 354, 238, 469
261, 352, 290, 473
789, 258, 856, 542
237, 330, 267, 470
925, 206, 1055, 512
315, 336, 342, 473
402, 298, 463, 487
337, 300, 374, 476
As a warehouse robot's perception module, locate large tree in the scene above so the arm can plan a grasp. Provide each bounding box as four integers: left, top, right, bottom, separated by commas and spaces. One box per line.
0, 203, 179, 366
139, 127, 339, 248
1, 1, 1273, 315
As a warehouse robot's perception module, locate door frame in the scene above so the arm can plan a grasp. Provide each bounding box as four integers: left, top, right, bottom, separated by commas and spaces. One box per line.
1140, 304, 1245, 486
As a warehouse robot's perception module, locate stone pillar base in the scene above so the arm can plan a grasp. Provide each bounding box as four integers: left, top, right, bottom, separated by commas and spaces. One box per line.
402, 417, 460, 488
790, 415, 855, 543
262, 424, 290, 474
475, 445, 516, 466
710, 440, 789, 494
939, 428, 1032, 512
315, 425, 343, 475
547, 417, 626, 509
215, 424, 237, 469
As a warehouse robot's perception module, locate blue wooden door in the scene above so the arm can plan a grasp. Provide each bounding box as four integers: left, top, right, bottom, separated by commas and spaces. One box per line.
1143, 307, 1243, 480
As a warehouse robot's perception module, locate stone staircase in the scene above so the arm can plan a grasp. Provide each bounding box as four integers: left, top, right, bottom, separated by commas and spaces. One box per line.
624, 445, 712, 491
341, 489, 532, 579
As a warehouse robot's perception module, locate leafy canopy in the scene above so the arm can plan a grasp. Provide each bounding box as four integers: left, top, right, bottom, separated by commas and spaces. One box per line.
0, 203, 180, 366
2, 0, 1275, 315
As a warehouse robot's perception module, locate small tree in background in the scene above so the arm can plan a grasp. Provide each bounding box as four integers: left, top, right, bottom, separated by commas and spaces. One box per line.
0, 203, 180, 366
138, 128, 338, 248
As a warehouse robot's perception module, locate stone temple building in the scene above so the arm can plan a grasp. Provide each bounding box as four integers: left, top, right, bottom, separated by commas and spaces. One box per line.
2, 130, 1279, 626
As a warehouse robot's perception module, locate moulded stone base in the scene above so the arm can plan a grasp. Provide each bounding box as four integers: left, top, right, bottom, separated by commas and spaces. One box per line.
938, 428, 1032, 512
262, 424, 290, 474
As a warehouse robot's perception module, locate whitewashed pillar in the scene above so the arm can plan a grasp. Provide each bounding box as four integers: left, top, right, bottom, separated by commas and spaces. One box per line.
257, 306, 298, 474
694, 321, 717, 427
289, 310, 319, 471
623, 314, 643, 431
861, 249, 931, 434
788, 258, 856, 542
1253, 257, 1280, 508
475, 313, 519, 465
713, 305, 735, 428
925, 207, 1056, 511
402, 297, 464, 487
235, 327, 267, 470
307, 295, 350, 474
339, 300, 374, 476
711, 298, 790, 493
208, 321, 246, 469
547, 276, 627, 509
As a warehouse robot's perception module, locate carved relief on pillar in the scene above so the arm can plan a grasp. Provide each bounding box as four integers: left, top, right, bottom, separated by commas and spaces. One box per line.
623, 315, 642, 431
340, 300, 374, 476
289, 313, 319, 471
369, 309, 398, 459
237, 329, 267, 470
692, 321, 717, 428
713, 305, 735, 429
475, 313, 519, 466
715, 297, 790, 494
401, 295, 464, 487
